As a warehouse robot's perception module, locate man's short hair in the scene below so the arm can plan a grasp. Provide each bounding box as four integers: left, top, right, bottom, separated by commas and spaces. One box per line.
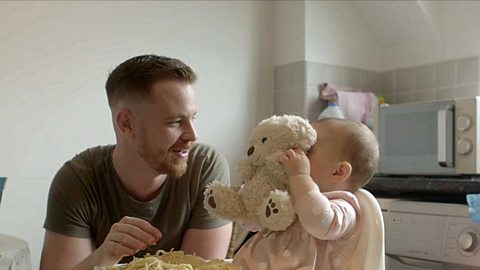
105, 54, 197, 109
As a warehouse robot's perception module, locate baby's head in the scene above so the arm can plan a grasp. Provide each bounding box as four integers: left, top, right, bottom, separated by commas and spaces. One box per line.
308, 118, 379, 193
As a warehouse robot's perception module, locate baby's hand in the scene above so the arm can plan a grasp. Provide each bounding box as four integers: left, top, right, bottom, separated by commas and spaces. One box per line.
279, 149, 310, 177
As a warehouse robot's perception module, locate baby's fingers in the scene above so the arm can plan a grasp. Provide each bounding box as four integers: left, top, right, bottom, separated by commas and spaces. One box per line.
293, 149, 305, 155
284, 149, 296, 158
279, 153, 289, 163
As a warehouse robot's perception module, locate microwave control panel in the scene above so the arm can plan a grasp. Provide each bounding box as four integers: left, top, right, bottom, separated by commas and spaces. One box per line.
383, 200, 480, 267
455, 97, 480, 174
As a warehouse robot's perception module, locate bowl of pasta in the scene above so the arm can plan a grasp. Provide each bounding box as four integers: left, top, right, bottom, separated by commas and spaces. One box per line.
95, 250, 238, 270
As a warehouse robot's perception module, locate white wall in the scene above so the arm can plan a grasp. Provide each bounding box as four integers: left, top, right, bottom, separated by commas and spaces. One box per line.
304, 1, 381, 71
381, 2, 480, 70
272, 1, 305, 66
0, 1, 273, 268
272, 1, 381, 70
301, 1, 480, 72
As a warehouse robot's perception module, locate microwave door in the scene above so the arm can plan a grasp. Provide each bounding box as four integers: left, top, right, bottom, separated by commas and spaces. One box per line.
378, 100, 457, 175
437, 105, 454, 168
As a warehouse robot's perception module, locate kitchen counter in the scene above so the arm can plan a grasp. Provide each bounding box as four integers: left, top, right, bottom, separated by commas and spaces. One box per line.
365, 175, 480, 204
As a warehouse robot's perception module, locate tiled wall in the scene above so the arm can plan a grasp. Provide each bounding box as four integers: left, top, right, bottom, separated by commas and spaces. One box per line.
274, 56, 480, 121
274, 61, 380, 122
380, 56, 479, 104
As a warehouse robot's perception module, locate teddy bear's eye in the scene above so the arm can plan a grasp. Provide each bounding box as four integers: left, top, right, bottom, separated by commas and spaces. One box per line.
262, 137, 267, 143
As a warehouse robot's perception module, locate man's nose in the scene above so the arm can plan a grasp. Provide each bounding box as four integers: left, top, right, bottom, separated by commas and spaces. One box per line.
183, 121, 198, 141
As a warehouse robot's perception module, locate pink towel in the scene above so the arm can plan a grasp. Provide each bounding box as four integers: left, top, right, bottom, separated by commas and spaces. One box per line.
319, 83, 377, 124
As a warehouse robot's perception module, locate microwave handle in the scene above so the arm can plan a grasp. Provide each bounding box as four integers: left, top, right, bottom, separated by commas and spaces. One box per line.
437, 105, 454, 167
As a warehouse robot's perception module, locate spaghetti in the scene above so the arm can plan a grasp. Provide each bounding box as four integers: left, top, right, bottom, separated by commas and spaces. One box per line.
105, 250, 238, 270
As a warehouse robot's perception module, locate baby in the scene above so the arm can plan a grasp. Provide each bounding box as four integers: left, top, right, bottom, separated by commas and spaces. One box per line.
233, 118, 379, 270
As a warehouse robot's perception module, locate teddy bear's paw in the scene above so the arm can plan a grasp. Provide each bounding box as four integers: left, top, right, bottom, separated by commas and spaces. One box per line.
265, 198, 280, 217
204, 181, 227, 210
259, 190, 296, 231
203, 182, 244, 221
205, 189, 217, 209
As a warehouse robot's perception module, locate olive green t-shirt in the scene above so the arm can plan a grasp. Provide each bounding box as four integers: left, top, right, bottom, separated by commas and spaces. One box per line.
44, 143, 230, 262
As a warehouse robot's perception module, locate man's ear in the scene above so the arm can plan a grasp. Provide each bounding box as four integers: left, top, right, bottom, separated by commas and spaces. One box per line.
331, 161, 352, 182
115, 108, 135, 139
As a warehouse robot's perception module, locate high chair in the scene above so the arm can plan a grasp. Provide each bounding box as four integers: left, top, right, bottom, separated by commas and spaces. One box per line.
350, 189, 385, 270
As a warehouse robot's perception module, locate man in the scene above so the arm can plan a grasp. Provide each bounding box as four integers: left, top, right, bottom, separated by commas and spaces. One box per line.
40, 55, 232, 270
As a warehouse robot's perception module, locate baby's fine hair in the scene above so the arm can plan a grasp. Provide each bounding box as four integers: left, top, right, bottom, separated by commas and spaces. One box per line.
316, 118, 379, 190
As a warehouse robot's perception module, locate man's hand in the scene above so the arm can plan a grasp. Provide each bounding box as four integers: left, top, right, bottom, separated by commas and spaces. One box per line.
95, 216, 162, 266
279, 149, 310, 178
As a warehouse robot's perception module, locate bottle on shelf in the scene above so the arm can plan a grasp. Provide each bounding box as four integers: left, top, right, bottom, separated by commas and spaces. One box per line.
317, 101, 345, 120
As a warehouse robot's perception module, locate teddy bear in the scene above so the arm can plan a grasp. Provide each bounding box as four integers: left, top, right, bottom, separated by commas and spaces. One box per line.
203, 115, 317, 231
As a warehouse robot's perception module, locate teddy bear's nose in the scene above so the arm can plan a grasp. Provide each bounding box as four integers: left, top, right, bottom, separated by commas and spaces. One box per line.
247, 146, 255, 156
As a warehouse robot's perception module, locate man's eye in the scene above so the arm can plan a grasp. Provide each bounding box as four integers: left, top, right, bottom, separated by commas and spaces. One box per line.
168, 120, 182, 125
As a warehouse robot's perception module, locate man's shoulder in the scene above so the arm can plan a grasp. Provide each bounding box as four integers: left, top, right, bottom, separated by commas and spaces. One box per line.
56, 145, 115, 184
189, 143, 229, 166
68, 145, 115, 167
190, 143, 219, 157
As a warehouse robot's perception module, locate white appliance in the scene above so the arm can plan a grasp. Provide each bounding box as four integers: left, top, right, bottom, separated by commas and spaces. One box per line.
378, 198, 480, 270
378, 96, 480, 176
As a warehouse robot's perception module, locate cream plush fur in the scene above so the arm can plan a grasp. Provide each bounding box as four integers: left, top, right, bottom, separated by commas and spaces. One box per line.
203, 115, 317, 231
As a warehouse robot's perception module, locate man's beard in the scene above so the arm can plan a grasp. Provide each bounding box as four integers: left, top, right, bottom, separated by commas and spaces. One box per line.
167, 160, 188, 179
138, 135, 192, 179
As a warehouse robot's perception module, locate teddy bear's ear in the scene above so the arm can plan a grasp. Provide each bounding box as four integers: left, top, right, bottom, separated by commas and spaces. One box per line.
284, 115, 317, 151
297, 123, 317, 151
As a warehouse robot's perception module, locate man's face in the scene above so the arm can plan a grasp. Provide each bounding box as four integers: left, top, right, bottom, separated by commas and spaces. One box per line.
135, 80, 198, 178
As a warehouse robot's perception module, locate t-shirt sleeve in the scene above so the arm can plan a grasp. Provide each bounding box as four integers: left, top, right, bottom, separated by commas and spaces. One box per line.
188, 147, 231, 229
43, 162, 93, 238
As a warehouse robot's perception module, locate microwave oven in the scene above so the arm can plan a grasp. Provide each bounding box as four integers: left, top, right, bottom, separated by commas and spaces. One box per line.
377, 96, 480, 176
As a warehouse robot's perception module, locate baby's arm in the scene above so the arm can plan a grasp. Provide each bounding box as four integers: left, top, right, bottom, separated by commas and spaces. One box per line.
279, 149, 357, 240
279, 149, 318, 204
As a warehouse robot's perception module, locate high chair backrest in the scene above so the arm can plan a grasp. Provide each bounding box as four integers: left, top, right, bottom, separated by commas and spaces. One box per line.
350, 189, 385, 270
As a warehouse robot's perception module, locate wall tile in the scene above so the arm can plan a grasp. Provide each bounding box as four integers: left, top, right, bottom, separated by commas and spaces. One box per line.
307, 110, 320, 122
395, 68, 414, 92
435, 60, 455, 88
343, 67, 361, 88
305, 86, 324, 121
380, 71, 395, 94
324, 64, 343, 86
395, 91, 414, 104
287, 111, 306, 119
414, 90, 434, 102
306, 62, 344, 87
435, 87, 456, 101
414, 64, 434, 90
274, 88, 305, 115
274, 62, 306, 91
306, 62, 326, 86
275, 57, 480, 115
457, 57, 479, 85
376, 75, 381, 96
359, 70, 378, 93
456, 84, 479, 98
382, 93, 395, 104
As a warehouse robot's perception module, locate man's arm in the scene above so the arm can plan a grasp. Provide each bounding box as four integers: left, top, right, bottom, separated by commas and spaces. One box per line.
41, 217, 163, 270
180, 223, 232, 260
40, 230, 94, 270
